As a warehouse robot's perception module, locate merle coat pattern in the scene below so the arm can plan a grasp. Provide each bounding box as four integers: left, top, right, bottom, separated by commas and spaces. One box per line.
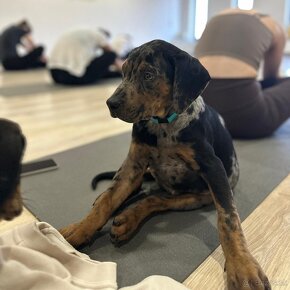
61, 40, 270, 290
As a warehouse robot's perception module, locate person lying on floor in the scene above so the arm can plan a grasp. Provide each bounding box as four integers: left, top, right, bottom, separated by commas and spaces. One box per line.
195, 8, 290, 139
0, 19, 46, 70
48, 28, 132, 85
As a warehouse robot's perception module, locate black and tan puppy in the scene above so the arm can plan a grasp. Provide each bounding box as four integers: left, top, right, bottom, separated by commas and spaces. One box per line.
61, 40, 270, 289
0, 119, 26, 221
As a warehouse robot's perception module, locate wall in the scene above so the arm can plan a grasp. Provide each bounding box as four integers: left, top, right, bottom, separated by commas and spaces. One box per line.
0, 0, 289, 56
0, 0, 180, 54
208, 0, 231, 19
254, 0, 287, 26
208, 0, 289, 27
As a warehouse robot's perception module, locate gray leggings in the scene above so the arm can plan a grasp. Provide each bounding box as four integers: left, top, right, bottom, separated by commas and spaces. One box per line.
201, 78, 290, 139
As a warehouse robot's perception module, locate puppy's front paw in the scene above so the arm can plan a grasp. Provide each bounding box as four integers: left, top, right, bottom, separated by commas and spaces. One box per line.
59, 222, 93, 248
226, 254, 271, 290
110, 209, 140, 245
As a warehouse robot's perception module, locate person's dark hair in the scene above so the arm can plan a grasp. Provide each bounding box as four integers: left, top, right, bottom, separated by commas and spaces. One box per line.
17, 20, 32, 33
98, 28, 111, 39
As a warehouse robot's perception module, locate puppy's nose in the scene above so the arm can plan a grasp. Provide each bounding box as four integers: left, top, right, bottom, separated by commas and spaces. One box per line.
12, 207, 22, 217
107, 98, 122, 111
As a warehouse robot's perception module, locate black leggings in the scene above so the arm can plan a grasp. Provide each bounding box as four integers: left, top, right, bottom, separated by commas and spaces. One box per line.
50, 51, 121, 85
201, 77, 290, 139
2, 46, 45, 70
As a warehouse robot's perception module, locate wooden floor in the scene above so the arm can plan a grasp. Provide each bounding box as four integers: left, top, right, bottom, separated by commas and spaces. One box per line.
0, 69, 290, 289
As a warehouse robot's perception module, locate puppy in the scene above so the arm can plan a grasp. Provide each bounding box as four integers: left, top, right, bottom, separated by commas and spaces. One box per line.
0, 119, 26, 221
61, 40, 270, 290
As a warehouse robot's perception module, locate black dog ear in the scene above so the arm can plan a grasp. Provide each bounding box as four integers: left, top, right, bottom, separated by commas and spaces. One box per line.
171, 51, 211, 113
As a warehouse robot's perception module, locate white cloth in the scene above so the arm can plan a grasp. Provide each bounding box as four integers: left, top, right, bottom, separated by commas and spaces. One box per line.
48, 29, 109, 77
111, 34, 133, 58
0, 222, 190, 290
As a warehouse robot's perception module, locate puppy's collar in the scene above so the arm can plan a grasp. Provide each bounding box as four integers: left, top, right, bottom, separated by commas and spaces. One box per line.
150, 112, 178, 124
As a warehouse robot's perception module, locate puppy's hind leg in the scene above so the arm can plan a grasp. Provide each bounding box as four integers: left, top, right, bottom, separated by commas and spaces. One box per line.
110, 191, 213, 245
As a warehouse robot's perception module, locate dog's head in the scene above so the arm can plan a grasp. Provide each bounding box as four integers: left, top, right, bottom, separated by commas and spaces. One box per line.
107, 39, 210, 123
0, 119, 26, 221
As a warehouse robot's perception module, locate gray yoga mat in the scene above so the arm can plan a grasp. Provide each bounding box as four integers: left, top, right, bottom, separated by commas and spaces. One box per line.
22, 120, 290, 287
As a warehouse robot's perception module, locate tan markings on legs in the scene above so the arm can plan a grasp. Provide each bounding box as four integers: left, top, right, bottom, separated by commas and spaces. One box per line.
110, 192, 213, 243
204, 178, 270, 289
215, 203, 271, 289
174, 146, 200, 170
60, 141, 150, 248
0, 184, 23, 221
174, 145, 270, 289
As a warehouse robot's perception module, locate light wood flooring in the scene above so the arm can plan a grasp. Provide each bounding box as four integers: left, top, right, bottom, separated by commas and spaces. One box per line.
0, 69, 290, 289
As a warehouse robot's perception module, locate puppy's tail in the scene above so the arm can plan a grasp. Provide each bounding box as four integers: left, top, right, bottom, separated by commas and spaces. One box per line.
91, 170, 154, 190
91, 171, 116, 190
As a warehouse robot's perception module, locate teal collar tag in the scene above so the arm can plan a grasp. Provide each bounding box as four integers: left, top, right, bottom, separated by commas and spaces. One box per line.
151, 112, 178, 124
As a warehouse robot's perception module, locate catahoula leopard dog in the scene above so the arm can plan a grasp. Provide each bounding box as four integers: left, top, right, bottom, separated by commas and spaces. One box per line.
60, 40, 270, 290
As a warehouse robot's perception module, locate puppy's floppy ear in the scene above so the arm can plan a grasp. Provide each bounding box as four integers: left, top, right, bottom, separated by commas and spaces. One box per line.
171, 51, 211, 113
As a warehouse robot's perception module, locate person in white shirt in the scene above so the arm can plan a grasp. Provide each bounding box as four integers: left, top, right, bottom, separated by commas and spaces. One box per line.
48, 28, 125, 85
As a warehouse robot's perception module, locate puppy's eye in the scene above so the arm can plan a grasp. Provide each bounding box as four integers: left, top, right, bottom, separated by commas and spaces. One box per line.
144, 72, 154, 81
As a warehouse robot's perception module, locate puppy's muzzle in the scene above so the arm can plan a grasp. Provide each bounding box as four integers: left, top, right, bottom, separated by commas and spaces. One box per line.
106, 95, 124, 117
0, 184, 23, 221
107, 98, 122, 111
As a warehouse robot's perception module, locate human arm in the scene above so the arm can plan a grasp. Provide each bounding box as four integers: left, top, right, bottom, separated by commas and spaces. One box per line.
20, 33, 36, 52
101, 44, 113, 52
263, 18, 287, 79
